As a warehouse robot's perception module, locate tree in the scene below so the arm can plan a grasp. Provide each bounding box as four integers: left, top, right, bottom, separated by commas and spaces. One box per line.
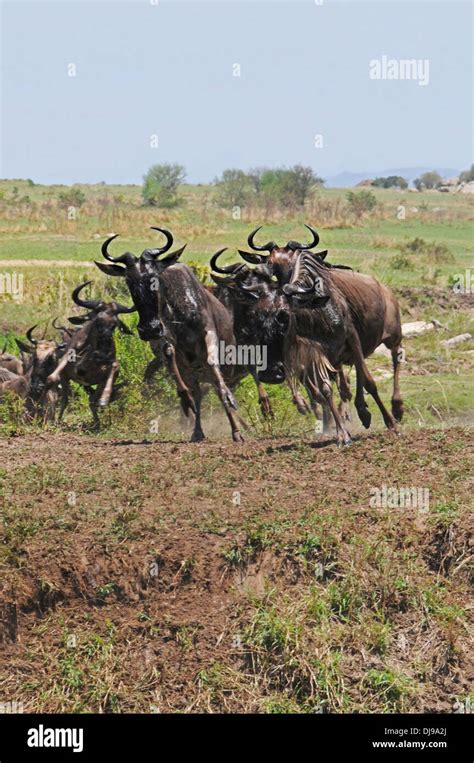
459, 164, 474, 183
346, 190, 377, 218
57, 188, 86, 209
259, 165, 323, 208
214, 169, 252, 208
372, 175, 408, 189
142, 163, 186, 207
413, 171, 442, 191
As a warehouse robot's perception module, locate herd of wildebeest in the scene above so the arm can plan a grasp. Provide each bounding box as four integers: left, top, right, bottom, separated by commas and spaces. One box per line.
0, 225, 404, 444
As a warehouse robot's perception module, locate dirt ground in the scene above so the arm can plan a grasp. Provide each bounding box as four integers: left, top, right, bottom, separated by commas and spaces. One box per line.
0, 427, 472, 713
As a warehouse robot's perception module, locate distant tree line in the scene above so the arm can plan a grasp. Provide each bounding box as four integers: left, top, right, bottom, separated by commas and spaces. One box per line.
140, 163, 324, 209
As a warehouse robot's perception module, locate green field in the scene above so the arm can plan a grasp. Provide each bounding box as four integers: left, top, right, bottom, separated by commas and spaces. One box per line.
0, 179, 473, 436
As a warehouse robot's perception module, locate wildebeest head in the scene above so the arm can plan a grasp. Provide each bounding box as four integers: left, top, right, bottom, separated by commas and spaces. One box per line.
94, 227, 186, 341
238, 224, 323, 286
68, 282, 137, 338
282, 252, 332, 307
15, 325, 66, 410
210, 248, 290, 384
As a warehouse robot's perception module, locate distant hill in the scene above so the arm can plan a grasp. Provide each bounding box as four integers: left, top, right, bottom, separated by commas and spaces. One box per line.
324, 167, 460, 188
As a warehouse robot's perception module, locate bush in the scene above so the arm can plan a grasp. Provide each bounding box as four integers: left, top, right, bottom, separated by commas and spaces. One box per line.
214, 169, 253, 208
413, 171, 442, 191
142, 163, 186, 208
259, 165, 323, 208
346, 190, 377, 218
459, 164, 474, 183
57, 188, 86, 209
372, 176, 408, 189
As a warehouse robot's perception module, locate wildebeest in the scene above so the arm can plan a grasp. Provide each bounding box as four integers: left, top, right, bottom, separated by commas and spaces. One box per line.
0, 343, 24, 376
46, 282, 136, 428
8, 326, 67, 420
282, 249, 403, 431
95, 227, 250, 442
209, 247, 350, 438
238, 225, 404, 427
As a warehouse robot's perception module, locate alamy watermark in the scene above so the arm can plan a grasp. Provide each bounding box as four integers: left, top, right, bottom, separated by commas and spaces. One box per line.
370, 485, 430, 513
0, 272, 24, 301
452, 269, 473, 295
209, 341, 268, 371
370, 56, 430, 87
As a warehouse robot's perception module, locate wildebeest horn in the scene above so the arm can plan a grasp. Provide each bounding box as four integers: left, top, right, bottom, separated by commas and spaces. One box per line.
26, 325, 38, 345
101, 234, 137, 267
142, 226, 174, 259
287, 225, 320, 251
52, 317, 73, 337
114, 303, 137, 315
237, 249, 268, 265
72, 282, 103, 311
237, 281, 260, 299
247, 226, 276, 254
210, 248, 247, 275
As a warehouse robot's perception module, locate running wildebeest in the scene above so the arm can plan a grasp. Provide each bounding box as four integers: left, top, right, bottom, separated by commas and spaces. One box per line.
282, 249, 404, 431
209, 247, 352, 436
238, 225, 404, 427
95, 228, 251, 442
46, 282, 136, 428
2, 326, 67, 420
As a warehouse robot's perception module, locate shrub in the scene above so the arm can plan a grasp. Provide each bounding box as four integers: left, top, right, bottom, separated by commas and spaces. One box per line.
346, 190, 377, 218
142, 163, 186, 208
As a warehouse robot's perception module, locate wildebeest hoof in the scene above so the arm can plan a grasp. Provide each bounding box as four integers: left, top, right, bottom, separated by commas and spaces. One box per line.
233, 431, 244, 443
191, 431, 205, 443
358, 407, 371, 428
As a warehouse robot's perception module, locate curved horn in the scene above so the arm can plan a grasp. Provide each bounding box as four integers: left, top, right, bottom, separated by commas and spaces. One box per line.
247, 226, 276, 254
210, 248, 247, 275
286, 225, 320, 252
26, 325, 38, 346
101, 234, 137, 267
52, 317, 73, 337
143, 226, 174, 259
114, 303, 137, 315
72, 282, 103, 311
237, 249, 267, 265
301, 224, 320, 250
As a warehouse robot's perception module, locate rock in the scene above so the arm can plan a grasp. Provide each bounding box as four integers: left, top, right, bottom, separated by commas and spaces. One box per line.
373, 344, 392, 358
440, 333, 472, 348
402, 321, 437, 338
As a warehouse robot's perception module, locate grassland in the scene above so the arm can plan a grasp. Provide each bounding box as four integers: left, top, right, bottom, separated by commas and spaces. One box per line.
0, 179, 472, 714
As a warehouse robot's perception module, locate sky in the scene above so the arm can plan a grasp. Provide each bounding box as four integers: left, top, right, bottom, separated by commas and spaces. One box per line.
0, 0, 472, 184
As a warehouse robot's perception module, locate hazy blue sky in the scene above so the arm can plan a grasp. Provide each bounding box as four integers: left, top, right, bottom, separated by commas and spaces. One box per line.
1, 0, 472, 184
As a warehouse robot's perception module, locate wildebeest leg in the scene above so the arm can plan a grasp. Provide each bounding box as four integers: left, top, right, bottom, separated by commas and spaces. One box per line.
390, 346, 404, 422
86, 388, 100, 430
204, 329, 242, 442
302, 377, 328, 433
250, 370, 273, 417
190, 377, 205, 442
161, 342, 196, 416
337, 368, 352, 422
98, 360, 119, 407
57, 378, 70, 422
47, 353, 71, 387
353, 339, 396, 430
288, 377, 312, 415
43, 388, 57, 424
144, 356, 162, 385
307, 366, 351, 446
